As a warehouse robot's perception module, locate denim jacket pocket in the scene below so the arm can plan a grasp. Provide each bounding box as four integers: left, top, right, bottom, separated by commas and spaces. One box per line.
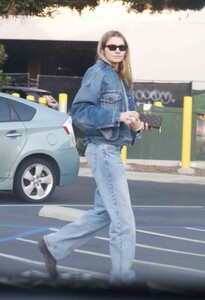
99, 91, 121, 111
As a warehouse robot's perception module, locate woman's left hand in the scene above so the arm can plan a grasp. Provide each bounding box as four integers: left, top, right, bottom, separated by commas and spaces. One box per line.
129, 118, 149, 132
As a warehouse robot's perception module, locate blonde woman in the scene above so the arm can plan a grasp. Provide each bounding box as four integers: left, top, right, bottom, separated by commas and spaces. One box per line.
39, 30, 146, 286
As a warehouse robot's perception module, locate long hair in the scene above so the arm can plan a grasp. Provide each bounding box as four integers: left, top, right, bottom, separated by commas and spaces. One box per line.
97, 30, 133, 89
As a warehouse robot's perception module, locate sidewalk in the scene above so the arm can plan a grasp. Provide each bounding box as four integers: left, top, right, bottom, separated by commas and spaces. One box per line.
79, 157, 205, 185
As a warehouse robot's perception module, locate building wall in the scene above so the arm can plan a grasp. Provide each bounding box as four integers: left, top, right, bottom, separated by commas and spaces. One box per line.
0, 4, 204, 84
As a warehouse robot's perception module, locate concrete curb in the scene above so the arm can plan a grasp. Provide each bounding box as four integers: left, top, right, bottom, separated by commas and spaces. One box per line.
79, 157, 205, 185
80, 156, 205, 168
79, 168, 205, 185
39, 206, 86, 222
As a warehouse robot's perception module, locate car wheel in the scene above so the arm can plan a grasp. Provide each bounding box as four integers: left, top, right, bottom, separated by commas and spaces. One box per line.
14, 158, 57, 203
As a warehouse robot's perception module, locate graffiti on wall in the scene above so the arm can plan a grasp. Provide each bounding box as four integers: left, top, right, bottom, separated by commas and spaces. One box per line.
133, 82, 192, 107
134, 89, 176, 106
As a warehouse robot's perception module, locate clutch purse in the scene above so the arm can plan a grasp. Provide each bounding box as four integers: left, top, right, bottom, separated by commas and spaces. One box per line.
139, 113, 162, 129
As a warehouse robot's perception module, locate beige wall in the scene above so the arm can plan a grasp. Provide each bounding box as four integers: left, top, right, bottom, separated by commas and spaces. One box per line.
0, 3, 204, 83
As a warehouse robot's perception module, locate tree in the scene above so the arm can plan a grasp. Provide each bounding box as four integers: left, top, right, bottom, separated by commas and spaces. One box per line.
0, 0, 205, 18
0, 45, 10, 89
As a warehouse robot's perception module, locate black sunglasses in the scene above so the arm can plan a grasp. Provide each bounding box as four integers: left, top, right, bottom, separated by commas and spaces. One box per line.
105, 44, 128, 51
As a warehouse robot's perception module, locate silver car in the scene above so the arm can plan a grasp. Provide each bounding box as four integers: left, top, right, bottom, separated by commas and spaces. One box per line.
0, 92, 80, 203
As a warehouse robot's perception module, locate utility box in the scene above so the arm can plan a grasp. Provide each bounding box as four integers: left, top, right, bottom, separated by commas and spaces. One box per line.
193, 91, 205, 160
127, 105, 197, 160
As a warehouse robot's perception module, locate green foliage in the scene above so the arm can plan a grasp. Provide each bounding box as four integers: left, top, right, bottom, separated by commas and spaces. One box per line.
0, 0, 204, 17
0, 44, 8, 65
0, 0, 100, 17
76, 138, 86, 156
0, 45, 10, 89
123, 0, 205, 13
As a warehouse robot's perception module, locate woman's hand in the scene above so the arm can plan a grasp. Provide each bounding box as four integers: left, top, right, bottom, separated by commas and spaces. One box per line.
120, 111, 149, 131
120, 111, 140, 126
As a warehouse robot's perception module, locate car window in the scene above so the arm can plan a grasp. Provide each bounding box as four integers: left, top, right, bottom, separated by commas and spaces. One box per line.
0, 98, 11, 122
7, 98, 36, 121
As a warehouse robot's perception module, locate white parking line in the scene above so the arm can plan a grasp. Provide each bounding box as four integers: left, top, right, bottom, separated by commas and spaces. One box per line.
1, 204, 203, 208
136, 229, 205, 243
0, 252, 44, 265
17, 237, 37, 244
95, 236, 205, 257
74, 249, 110, 258
133, 259, 205, 277
184, 227, 205, 232
135, 243, 205, 257
64, 205, 203, 209
132, 206, 204, 208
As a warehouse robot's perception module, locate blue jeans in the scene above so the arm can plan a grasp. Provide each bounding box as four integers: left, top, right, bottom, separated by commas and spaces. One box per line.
44, 143, 136, 284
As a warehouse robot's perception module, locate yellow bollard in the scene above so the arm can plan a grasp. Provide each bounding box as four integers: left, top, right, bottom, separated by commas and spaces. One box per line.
12, 93, 20, 97
59, 93, 68, 113
38, 97, 47, 106
26, 95, 35, 101
181, 96, 192, 168
121, 146, 127, 164
154, 101, 163, 107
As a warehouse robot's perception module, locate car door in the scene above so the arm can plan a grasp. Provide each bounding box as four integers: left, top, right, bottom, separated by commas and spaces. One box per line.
0, 97, 26, 182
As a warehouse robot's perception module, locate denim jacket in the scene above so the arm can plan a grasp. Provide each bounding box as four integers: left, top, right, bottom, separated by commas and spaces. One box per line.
71, 60, 137, 146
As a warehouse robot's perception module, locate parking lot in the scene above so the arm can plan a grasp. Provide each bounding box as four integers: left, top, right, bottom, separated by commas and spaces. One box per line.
1, 203, 205, 297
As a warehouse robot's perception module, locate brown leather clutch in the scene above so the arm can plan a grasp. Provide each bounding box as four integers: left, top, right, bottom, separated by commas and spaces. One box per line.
139, 113, 162, 129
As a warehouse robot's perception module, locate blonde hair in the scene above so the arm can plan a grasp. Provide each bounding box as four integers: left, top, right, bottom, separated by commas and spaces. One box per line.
97, 30, 133, 89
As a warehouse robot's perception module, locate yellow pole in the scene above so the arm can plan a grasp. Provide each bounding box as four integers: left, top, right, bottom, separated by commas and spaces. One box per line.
154, 101, 163, 107
121, 146, 127, 164
26, 95, 35, 101
59, 93, 68, 113
181, 96, 193, 168
38, 97, 47, 106
12, 93, 20, 97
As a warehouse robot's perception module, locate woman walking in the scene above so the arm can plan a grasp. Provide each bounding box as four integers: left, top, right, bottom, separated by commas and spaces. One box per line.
38, 30, 146, 286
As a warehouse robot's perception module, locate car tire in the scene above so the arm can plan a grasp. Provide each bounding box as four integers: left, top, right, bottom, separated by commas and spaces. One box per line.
14, 158, 57, 203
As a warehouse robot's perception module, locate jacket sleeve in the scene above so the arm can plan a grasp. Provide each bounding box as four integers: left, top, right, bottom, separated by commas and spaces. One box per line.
71, 68, 121, 130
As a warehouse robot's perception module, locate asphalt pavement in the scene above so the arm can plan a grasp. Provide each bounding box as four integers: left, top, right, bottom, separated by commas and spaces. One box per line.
0, 158, 204, 299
